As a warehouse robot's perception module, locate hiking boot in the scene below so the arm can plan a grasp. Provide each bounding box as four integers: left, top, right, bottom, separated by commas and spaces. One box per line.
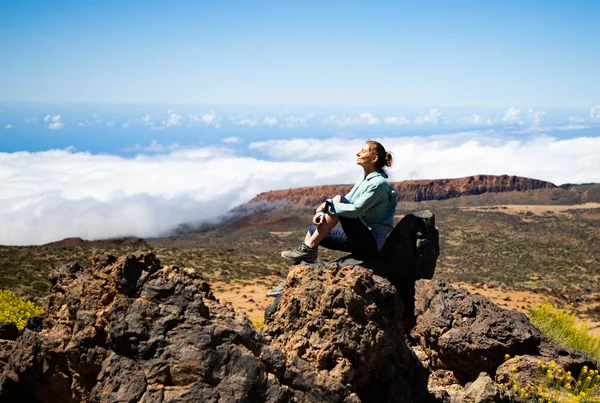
281, 243, 318, 263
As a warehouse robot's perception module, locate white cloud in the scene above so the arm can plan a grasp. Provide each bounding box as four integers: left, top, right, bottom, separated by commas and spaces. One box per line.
121, 114, 158, 129
222, 137, 241, 144
44, 114, 64, 130
568, 116, 587, 123
137, 114, 154, 126
1, 133, 599, 245
414, 108, 441, 124
106, 121, 115, 127
122, 140, 182, 153
502, 108, 522, 124
455, 114, 485, 125
78, 121, 92, 127
5, 124, 13, 129
248, 134, 600, 185
327, 112, 378, 126
527, 108, 545, 125
359, 112, 379, 125
230, 116, 257, 127
512, 124, 591, 135
283, 113, 313, 128
202, 112, 217, 124
249, 138, 366, 161
188, 112, 221, 128
384, 116, 409, 125
591, 106, 600, 120
48, 122, 64, 130
165, 113, 183, 127
264, 116, 278, 126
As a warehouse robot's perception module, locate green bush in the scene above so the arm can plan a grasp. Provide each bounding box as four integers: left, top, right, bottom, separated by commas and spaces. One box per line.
529, 301, 600, 365
0, 289, 43, 329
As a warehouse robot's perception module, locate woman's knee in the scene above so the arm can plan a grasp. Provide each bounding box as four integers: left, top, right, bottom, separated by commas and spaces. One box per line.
332, 195, 342, 202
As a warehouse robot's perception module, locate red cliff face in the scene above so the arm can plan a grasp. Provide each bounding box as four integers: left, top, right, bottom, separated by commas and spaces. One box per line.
248, 175, 556, 208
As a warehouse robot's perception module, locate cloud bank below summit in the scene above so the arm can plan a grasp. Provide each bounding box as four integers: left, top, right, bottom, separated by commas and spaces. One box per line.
1, 134, 599, 245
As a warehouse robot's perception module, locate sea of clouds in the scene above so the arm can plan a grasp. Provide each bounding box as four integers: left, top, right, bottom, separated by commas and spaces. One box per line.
1, 132, 599, 245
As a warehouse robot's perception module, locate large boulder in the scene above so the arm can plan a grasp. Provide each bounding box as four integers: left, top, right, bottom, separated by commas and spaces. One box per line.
410, 280, 596, 385
0, 251, 355, 402
263, 262, 436, 403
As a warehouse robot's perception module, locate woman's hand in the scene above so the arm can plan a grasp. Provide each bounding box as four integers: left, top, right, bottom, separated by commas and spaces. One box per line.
315, 202, 326, 213
313, 212, 325, 226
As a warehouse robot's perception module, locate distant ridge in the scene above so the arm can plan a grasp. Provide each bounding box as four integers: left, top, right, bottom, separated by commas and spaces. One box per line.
43, 236, 149, 248
248, 175, 556, 208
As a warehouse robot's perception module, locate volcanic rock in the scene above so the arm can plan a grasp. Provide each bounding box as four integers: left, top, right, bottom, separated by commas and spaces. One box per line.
1, 208, 596, 402
264, 209, 439, 330
458, 373, 509, 403
410, 280, 596, 386
0, 251, 354, 402
495, 348, 594, 392
262, 262, 435, 403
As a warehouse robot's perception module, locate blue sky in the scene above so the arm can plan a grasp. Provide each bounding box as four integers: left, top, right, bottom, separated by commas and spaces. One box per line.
2, 0, 600, 106
1, 1, 599, 245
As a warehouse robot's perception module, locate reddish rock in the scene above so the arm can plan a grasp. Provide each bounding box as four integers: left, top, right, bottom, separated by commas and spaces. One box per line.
246, 175, 555, 208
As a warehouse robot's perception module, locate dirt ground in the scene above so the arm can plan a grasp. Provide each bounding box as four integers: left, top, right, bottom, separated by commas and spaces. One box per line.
211, 276, 600, 336
211, 275, 283, 326
462, 202, 600, 215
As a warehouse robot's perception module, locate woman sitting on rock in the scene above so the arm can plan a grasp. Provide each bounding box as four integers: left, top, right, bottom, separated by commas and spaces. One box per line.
281, 140, 398, 263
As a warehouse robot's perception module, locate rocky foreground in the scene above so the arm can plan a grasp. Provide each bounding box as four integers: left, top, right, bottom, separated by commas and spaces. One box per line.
0, 212, 595, 402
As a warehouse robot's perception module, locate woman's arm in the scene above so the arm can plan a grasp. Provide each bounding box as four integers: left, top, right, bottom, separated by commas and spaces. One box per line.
326, 182, 387, 218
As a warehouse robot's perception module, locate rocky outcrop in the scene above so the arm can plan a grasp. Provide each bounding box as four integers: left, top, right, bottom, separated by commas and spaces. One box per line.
411, 280, 543, 382
247, 175, 556, 208
410, 280, 595, 390
0, 252, 355, 402
394, 175, 555, 202
263, 264, 595, 402
263, 263, 434, 402
264, 209, 439, 330
1, 208, 596, 402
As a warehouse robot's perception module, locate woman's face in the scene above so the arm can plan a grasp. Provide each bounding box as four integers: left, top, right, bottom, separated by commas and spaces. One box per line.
356, 144, 377, 169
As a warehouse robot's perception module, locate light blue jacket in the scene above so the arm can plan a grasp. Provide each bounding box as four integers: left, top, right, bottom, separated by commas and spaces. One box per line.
326, 171, 398, 236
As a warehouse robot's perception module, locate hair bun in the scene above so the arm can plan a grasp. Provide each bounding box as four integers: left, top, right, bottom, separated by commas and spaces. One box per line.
384, 151, 393, 167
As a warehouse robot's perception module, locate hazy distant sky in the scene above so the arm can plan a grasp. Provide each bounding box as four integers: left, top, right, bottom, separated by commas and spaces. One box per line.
1, 1, 599, 245
2, 0, 599, 107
